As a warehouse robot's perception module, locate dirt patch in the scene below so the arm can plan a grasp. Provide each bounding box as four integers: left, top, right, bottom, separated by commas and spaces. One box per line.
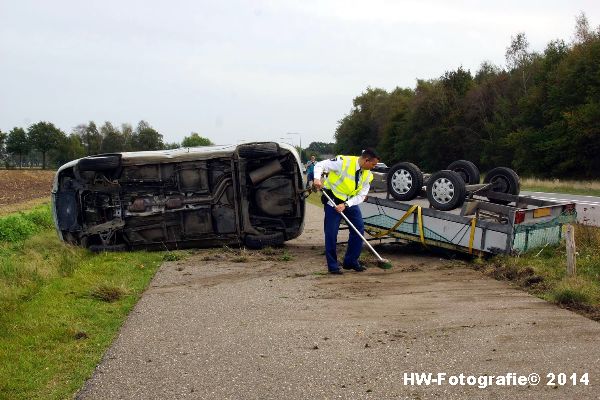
0, 169, 55, 208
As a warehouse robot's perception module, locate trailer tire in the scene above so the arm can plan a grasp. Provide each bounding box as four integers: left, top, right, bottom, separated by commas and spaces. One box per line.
447, 160, 480, 184
78, 155, 120, 171
244, 232, 285, 249
387, 162, 424, 201
484, 167, 520, 204
426, 170, 466, 211
238, 143, 279, 158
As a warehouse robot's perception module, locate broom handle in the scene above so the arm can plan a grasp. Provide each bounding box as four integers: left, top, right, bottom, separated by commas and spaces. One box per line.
322, 190, 385, 262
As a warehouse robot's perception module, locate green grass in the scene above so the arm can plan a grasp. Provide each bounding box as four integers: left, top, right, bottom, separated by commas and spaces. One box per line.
478, 224, 600, 317
0, 204, 54, 243
521, 177, 600, 197
521, 185, 600, 197
0, 207, 165, 400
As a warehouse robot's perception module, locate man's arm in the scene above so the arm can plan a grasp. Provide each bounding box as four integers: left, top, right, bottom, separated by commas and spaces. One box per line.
344, 181, 370, 207
312, 157, 342, 190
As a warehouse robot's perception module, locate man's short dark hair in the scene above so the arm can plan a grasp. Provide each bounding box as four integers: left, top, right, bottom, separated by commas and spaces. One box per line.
361, 148, 380, 161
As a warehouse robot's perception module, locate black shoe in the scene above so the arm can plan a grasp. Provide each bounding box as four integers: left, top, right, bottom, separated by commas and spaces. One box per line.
343, 263, 367, 272
329, 269, 343, 275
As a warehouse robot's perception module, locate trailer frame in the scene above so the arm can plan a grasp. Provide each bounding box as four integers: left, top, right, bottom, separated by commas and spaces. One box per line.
358, 193, 577, 255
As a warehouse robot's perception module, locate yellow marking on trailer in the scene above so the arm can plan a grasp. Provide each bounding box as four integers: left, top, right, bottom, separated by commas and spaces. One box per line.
533, 208, 551, 218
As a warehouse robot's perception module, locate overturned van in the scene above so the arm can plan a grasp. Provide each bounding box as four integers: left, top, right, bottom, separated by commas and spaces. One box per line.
51, 142, 305, 251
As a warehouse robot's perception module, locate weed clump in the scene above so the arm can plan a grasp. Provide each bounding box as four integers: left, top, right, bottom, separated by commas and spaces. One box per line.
280, 251, 293, 262
0, 205, 53, 243
552, 288, 590, 306
90, 284, 126, 302
162, 252, 183, 262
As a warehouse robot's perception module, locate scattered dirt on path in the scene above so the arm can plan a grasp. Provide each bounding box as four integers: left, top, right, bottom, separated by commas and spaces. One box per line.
77, 204, 600, 399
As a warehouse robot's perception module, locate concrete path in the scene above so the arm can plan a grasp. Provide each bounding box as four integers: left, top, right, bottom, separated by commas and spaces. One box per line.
77, 204, 600, 399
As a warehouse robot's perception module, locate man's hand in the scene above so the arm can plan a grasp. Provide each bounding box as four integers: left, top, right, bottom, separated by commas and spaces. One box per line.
313, 179, 323, 190
334, 203, 346, 213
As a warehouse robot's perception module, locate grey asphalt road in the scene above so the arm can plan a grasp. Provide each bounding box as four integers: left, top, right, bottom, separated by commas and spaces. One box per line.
76, 204, 600, 399
521, 191, 600, 226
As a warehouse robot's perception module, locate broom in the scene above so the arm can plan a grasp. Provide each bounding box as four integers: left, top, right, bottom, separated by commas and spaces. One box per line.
321, 190, 393, 270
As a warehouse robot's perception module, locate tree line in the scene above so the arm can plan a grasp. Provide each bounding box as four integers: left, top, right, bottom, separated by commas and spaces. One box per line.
0, 121, 213, 170
334, 13, 600, 179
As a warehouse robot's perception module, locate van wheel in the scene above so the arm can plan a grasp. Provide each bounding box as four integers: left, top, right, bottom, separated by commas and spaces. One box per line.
387, 162, 424, 201
238, 143, 279, 158
244, 232, 285, 249
447, 160, 480, 184
78, 156, 120, 171
426, 170, 466, 211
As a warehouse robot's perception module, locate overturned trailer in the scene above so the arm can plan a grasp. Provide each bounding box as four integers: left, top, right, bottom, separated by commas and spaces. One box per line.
360, 165, 577, 255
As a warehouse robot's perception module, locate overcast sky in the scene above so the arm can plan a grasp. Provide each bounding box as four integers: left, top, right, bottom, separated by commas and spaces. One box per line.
1, 1, 599, 146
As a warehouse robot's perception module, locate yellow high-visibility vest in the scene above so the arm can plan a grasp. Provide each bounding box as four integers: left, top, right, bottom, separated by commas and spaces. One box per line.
324, 156, 373, 202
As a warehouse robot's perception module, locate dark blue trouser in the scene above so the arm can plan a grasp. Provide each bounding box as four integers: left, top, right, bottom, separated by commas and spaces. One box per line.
324, 203, 364, 271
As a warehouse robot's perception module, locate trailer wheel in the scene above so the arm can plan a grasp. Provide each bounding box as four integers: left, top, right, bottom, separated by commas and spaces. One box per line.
426, 170, 466, 211
447, 160, 480, 184
386, 162, 424, 201
484, 167, 520, 204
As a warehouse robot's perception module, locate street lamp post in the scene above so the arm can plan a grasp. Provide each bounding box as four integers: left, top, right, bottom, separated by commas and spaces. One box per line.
286, 132, 302, 149
278, 137, 293, 146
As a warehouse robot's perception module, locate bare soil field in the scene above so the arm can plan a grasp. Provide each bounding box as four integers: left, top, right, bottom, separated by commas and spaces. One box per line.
78, 204, 600, 399
0, 169, 54, 208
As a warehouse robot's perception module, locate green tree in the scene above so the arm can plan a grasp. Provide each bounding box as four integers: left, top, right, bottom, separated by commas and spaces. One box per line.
335, 87, 412, 155
76, 121, 103, 155
121, 123, 134, 151
332, 14, 600, 178
100, 122, 125, 153
505, 32, 537, 94
573, 12, 597, 44
6, 127, 30, 168
27, 122, 64, 169
53, 133, 86, 166
131, 120, 164, 151
0, 129, 6, 167
181, 133, 213, 147
306, 142, 335, 155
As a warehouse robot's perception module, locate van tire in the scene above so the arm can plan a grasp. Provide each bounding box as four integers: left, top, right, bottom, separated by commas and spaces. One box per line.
78, 156, 120, 171
238, 143, 279, 158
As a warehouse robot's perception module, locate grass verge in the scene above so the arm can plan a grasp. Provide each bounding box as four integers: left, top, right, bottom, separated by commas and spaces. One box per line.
0, 207, 165, 400
521, 177, 600, 197
0, 197, 52, 217
472, 224, 600, 320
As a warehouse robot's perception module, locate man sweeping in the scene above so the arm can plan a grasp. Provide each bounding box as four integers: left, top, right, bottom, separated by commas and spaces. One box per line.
313, 148, 380, 274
